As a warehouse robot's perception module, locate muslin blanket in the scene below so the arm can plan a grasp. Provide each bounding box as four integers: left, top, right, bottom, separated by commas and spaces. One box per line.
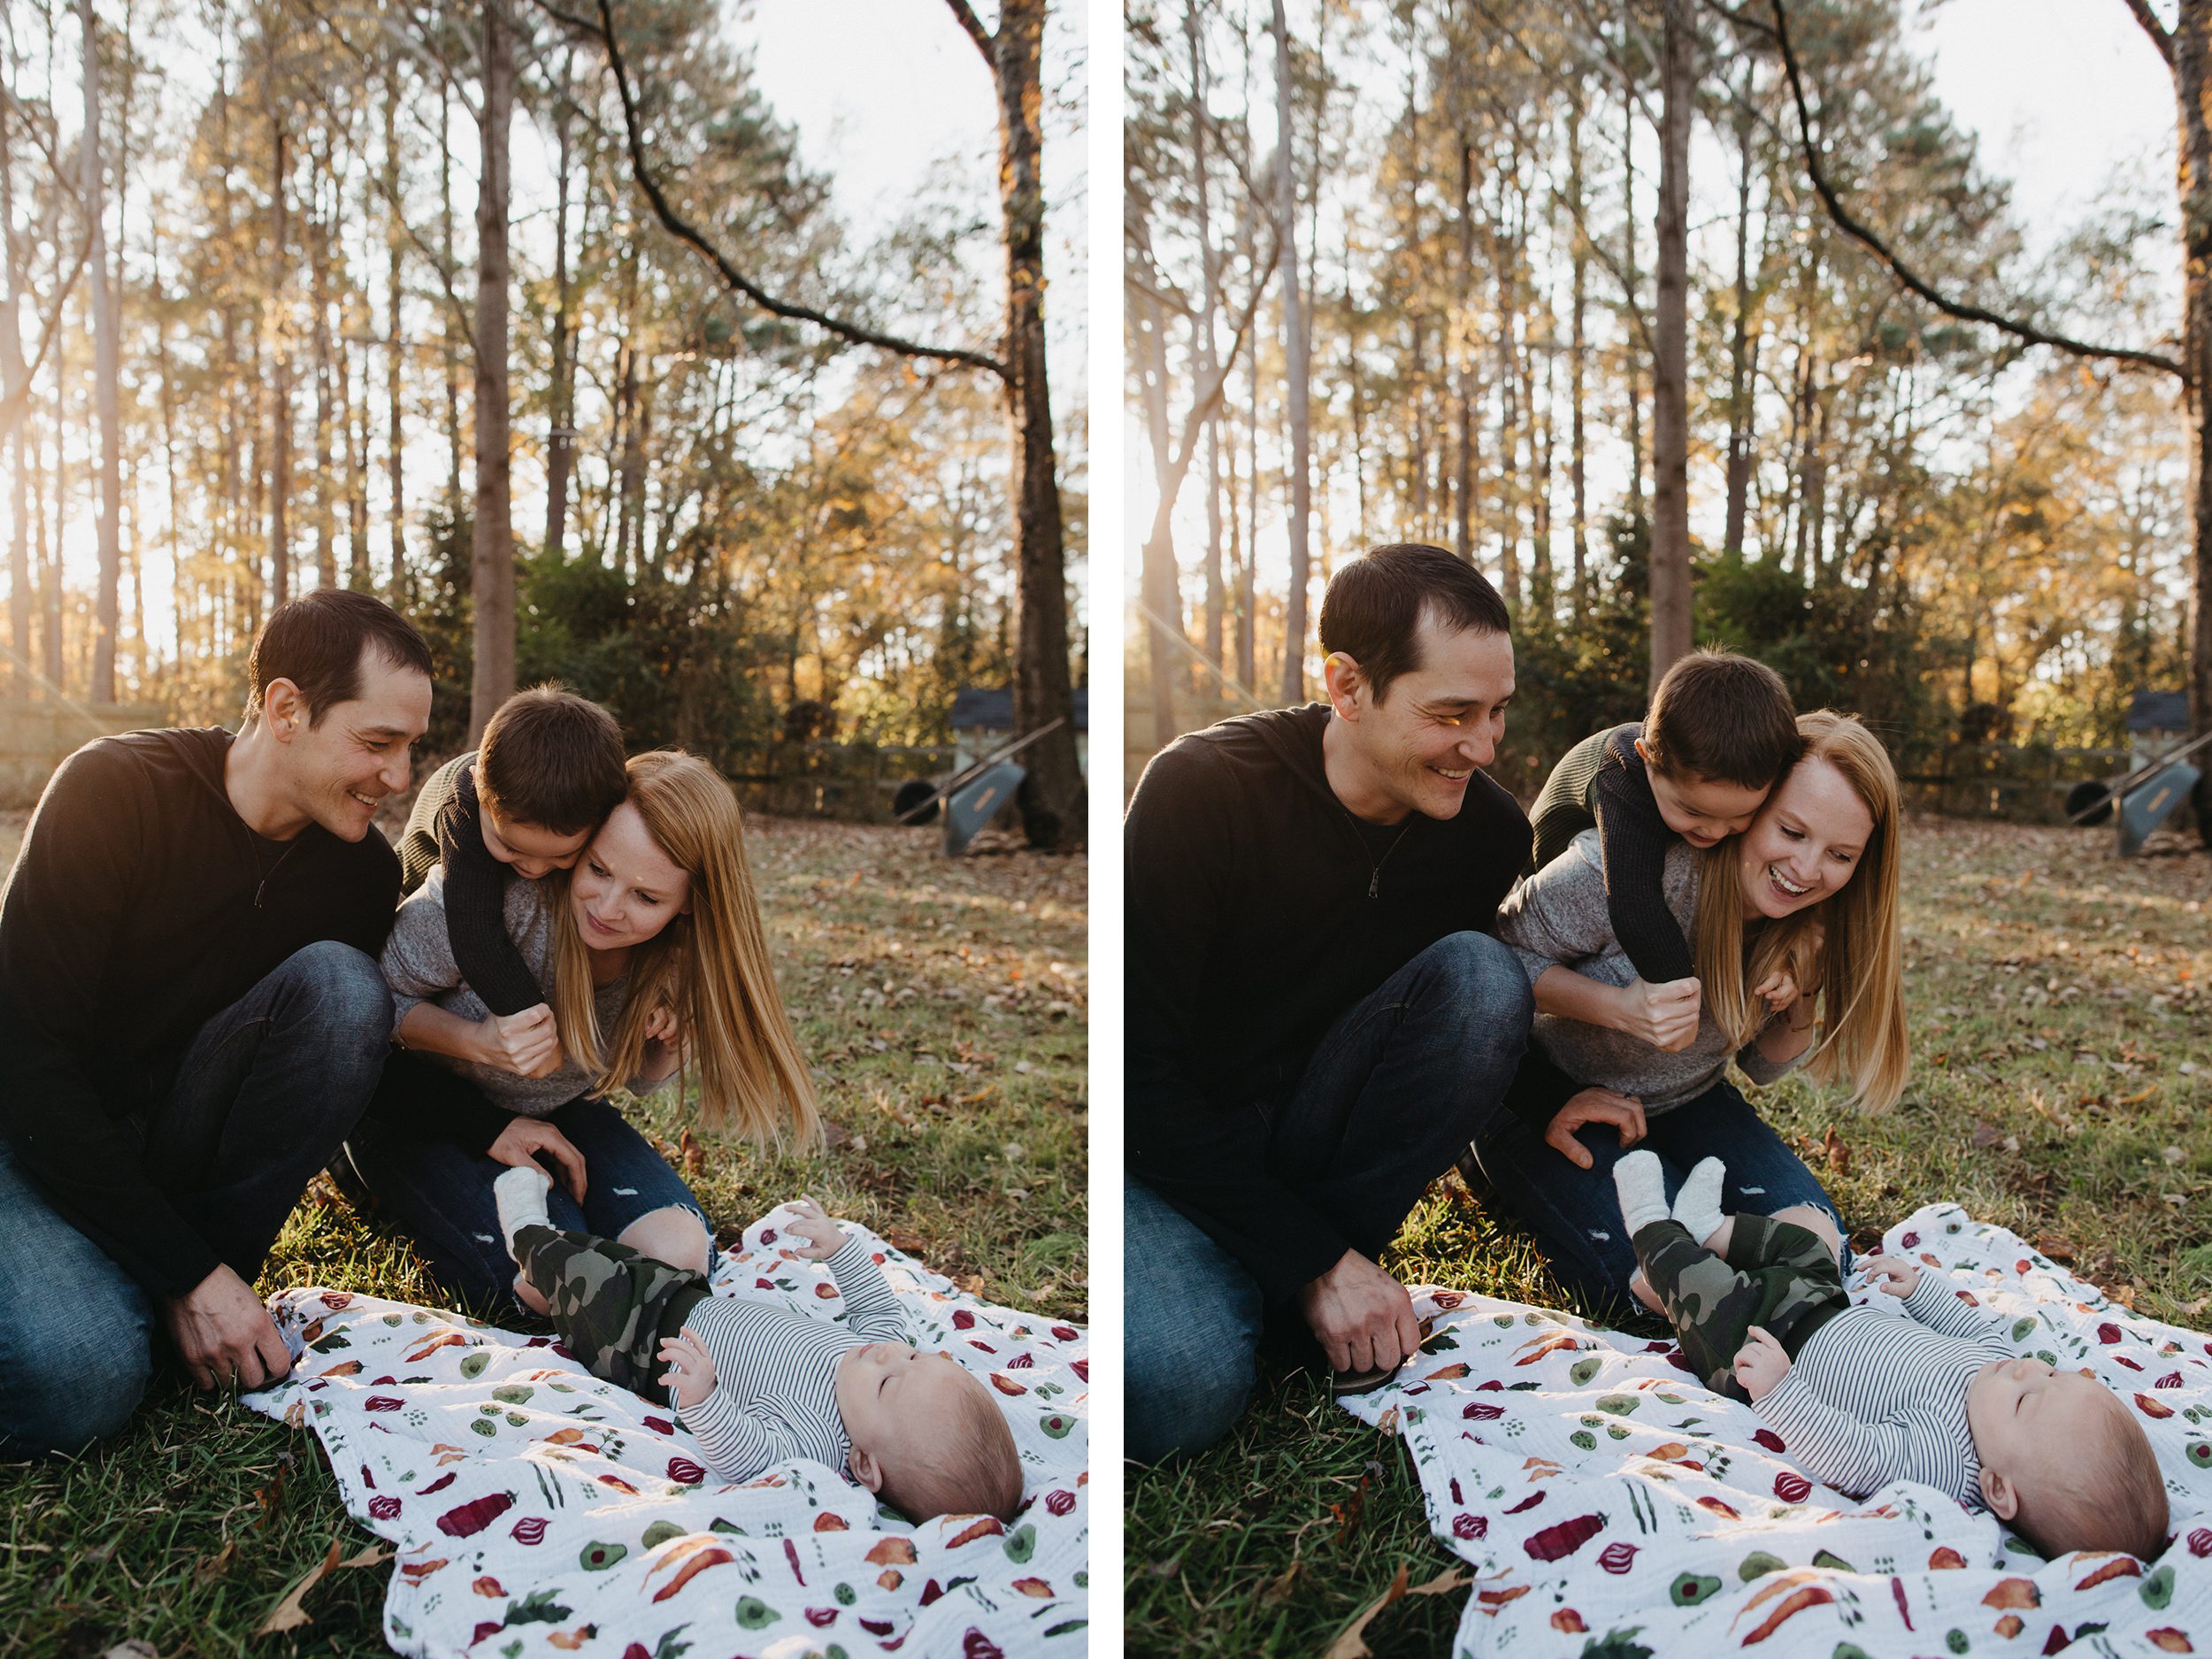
1340, 1203, 2212, 1655
247, 1202, 1089, 1658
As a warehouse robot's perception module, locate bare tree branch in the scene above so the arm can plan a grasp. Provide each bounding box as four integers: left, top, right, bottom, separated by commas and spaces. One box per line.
941, 0, 994, 58
2121, 0, 2176, 65
1770, 0, 2184, 380
539, 0, 1009, 380
0, 232, 95, 431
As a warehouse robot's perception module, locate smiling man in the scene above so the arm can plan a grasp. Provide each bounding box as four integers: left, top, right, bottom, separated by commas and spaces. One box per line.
1125, 542, 1537, 1462
0, 590, 434, 1453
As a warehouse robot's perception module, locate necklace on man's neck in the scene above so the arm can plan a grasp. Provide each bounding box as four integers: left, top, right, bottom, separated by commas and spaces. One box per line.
1340, 806, 1415, 900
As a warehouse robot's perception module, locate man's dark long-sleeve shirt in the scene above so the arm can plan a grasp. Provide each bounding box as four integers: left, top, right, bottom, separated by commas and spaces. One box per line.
0, 728, 399, 1297
396, 752, 547, 1018
1525, 723, 1695, 986
1125, 703, 1531, 1302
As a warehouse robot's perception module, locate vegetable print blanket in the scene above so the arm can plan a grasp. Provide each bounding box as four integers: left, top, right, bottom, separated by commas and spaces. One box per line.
245, 1203, 1088, 1659
1340, 1203, 2211, 1657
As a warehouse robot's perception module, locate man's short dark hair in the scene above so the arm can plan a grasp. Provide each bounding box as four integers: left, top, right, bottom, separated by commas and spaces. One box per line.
1317, 542, 1511, 703
477, 687, 627, 835
246, 590, 434, 726
1641, 649, 1800, 788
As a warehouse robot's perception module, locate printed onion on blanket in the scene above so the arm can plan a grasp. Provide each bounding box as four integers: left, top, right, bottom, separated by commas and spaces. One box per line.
247, 1203, 1088, 1659
1340, 1203, 2209, 1657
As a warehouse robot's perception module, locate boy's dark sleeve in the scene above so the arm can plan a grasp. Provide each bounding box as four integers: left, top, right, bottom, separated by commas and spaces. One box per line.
1502, 1042, 1586, 1127
1591, 736, 1696, 984
363, 1049, 514, 1156
1125, 745, 1352, 1303
437, 770, 552, 1018
0, 748, 223, 1299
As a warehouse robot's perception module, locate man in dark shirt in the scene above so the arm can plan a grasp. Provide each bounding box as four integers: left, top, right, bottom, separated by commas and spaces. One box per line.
1125, 543, 1539, 1462
0, 590, 434, 1454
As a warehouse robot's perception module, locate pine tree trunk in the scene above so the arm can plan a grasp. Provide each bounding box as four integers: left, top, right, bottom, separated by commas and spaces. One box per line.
311, 141, 335, 591
469, 0, 517, 743
1568, 102, 1588, 618
1648, 0, 1694, 688
1622, 89, 1645, 526
1271, 0, 1311, 703
269, 113, 292, 612
1723, 73, 1755, 562
1, 93, 29, 691
385, 67, 407, 601
2175, 3, 2212, 843
83, 0, 122, 700
1454, 140, 1476, 565
544, 66, 576, 563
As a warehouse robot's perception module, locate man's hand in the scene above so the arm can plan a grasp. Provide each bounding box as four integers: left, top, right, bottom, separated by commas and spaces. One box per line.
1299, 1248, 1419, 1375
1543, 1087, 1647, 1171
488, 1116, 587, 1202
785, 1196, 845, 1261
161, 1263, 292, 1393
1613, 977, 1701, 1051
477, 1004, 561, 1078
657, 1325, 718, 1411
1733, 1325, 1791, 1402
1861, 1255, 1921, 1298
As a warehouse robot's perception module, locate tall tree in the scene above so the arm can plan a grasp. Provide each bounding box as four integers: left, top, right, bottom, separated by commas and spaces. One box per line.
470, 0, 517, 741
1271, 0, 1310, 701
1647, 0, 1694, 687
83, 0, 122, 700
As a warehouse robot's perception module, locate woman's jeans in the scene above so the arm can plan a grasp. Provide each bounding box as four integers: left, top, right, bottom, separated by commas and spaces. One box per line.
341, 1094, 713, 1309
1468, 1076, 1848, 1310
1125, 932, 1534, 1465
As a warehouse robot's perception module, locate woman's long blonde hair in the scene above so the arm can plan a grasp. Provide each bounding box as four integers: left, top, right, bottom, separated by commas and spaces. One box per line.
549, 750, 820, 1144
1693, 710, 1909, 1113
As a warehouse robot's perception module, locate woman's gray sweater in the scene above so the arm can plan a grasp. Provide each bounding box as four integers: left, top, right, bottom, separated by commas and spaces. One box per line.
380, 867, 669, 1116
1493, 829, 1799, 1114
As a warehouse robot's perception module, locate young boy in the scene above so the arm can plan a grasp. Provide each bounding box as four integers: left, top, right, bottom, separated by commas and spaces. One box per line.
1612, 1150, 2170, 1560
1527, 651, 1800, 990
396, 687, 627, 1021
491, 1169, 1025, 1524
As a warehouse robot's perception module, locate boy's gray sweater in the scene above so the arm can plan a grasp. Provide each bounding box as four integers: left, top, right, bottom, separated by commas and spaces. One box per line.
381, 866, 669, 1116
1493, 830, 1798, 1113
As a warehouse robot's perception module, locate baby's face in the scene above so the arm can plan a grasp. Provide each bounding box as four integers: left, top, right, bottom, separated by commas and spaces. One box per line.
834, 1341, 985, 1478
1966, 1354, 2115, 1486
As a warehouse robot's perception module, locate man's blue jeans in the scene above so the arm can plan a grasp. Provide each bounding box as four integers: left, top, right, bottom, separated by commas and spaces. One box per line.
1125, 931, 1533, 1464
0, 941, 393, 1456
1467, 1076, 1848, 1310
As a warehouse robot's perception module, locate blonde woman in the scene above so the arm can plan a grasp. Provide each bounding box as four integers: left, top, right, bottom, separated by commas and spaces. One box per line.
1466, 711, 1909, 1305
339, 751, 818, 1309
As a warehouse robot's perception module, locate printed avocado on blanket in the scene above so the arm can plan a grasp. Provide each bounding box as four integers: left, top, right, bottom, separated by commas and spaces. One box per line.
1340, 1203, 2212, 1657
249, 1202, 1088, 1659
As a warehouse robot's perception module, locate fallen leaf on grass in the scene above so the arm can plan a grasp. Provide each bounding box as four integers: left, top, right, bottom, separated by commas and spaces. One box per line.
1330, 1472, 1370, 1548
1259, 1554, 1303, 1605
1970, 1121, 2002, 1150
100, 1642, 158, 1659
192, 1538, 236, 1586
1822, 1126, 1850, 1174
340, 1543, 393, 1570
256, 1537, 341, 1635
1324, 1562, 1473, 1659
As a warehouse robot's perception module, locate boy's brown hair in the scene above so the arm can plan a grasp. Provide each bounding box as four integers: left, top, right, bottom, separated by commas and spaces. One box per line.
1641, 650, 1799, 789
476, 687, 626, 835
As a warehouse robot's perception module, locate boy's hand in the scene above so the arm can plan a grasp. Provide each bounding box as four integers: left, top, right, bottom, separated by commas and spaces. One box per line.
657, 1325, 717, 1410
1752, 969, 1799, 1012
1615, 977, 1701, 1052
1734, 1325, 1791, 1401
1862, 1255, 1921, 1297
479, 1004, 561, 1078
785, 1196, 846, 1260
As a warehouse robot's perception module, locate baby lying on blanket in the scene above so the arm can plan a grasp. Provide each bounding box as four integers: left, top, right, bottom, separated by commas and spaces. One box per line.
1611, 1148, 2167, 1560
492, 1168, 1022, 1523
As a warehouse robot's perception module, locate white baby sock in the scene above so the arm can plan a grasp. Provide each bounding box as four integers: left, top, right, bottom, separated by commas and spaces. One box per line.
1612, 1149, 1671, 1236
1671, 1156, 1728, 1247
493, 1164, 554, 1257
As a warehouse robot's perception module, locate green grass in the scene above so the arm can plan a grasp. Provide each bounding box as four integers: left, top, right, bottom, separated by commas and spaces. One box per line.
0, 815, 1086, 1658
1126, 815, 2212, 1658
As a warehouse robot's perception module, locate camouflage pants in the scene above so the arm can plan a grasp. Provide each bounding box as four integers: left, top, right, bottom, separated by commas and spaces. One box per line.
513, 1224, 710, 1407
1631, 1215, 1847, 1402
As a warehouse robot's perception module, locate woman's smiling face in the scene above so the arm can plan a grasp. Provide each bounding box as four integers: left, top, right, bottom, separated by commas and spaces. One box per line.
569, 801, 692, 949
1736, 754, 1874, 918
